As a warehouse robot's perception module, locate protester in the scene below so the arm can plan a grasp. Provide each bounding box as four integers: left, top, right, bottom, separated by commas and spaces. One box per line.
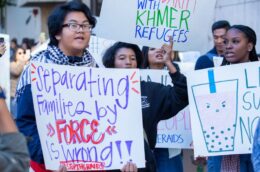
10, 47, 29, 118
102, 40, 188, 171
0, 49, 29, 172
252, 119, 260, 172
207, 25, 258, 172
195, 20, 230, 70
142, 43, 183, 172
0, 87, 30, 172
16, 1, 97, 171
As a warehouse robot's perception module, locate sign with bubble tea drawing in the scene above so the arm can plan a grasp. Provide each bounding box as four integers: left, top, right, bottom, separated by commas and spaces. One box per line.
30, 62, 145, 171
187, 61, 260, 157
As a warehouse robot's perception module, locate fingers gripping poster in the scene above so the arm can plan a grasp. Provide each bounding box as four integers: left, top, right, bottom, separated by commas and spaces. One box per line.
95, 0, 216, 51
187, 61, 260, 157
30, 62, 145, 171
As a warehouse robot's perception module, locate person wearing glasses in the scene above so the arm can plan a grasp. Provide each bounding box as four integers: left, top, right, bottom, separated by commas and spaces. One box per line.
15, 1, 96, 171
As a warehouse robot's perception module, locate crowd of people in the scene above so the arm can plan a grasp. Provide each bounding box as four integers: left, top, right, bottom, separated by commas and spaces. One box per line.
0, 0, 260, 172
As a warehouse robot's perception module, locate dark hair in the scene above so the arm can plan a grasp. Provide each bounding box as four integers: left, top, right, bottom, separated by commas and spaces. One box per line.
222, 25, 258, 65
21, 37, 34, 50
102, 42, 143, 68
11, 38, 17, 45
141, 46, 149, 68
212, 20, 230, 32
48, 0, 96, 46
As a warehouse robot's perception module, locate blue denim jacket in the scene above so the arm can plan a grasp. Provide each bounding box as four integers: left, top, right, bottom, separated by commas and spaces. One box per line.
252, 119, 260, 172
208, 154, 253, 172
0, 86, 5, 99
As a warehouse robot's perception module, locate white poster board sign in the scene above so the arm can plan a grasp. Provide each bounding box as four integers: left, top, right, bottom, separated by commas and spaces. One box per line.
141, 62, 194, 148
31, 62, 145, 171
88, 36, 116, 67
95, 0, 216, 51
0, 34, 10, 109
187, 61, 260, 157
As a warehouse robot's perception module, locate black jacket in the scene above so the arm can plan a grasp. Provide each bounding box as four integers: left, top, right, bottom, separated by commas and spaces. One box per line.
195, 47, 218, 70
112, 71, 188, 172
140, 71, 188, 171
141, 71, 188, 149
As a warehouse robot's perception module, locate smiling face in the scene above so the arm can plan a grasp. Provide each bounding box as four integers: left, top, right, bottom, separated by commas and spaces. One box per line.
196, 91, 236, 126
55, 11, 91, 57
224, 28, 253, 64
114, 48, 137, 69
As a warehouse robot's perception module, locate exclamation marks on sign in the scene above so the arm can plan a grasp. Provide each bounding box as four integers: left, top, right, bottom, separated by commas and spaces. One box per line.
125, 140, 133, 162
115, 140, 133, 164
115, 141, 123, 164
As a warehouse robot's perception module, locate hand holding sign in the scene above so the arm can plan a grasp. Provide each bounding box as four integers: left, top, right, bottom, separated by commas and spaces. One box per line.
120, 162, 138, 172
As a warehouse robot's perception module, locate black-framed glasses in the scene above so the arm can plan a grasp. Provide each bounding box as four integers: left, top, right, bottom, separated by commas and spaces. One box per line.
62, 23, 93, 32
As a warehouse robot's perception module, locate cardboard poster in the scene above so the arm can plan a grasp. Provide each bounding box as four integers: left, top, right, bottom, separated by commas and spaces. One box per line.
187, 61, 260, 157
95, 0, 216, 51
31, 62, 145, 170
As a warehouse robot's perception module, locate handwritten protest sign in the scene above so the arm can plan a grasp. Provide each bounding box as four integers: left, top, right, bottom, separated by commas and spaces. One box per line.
187, 61, 260, 157
95, 0, 216, 51
30, 62, 145, 170
0, 34, 10, 108
88, 36, 116, 67
140, 62, 194, 148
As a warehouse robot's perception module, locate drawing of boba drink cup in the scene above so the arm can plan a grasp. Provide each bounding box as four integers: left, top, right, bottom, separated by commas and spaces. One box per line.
191, 74, 238, 153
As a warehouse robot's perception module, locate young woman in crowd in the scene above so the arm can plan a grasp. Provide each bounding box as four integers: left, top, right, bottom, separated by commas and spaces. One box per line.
102, 40, 188, 171
16, 1, 97, 171
207, 25, 258, 172
142, 43, 183, 172
10, 47, 29, 118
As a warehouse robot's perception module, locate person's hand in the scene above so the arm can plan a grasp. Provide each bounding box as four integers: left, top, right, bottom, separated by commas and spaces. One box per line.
161, 36, 177, 73
0, 88, 18, 133
192, 156, 207, 166
52, 165, 67, 172
121, 162, 138, 172
0, 43, 6, 57
161, 36, 173, 64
